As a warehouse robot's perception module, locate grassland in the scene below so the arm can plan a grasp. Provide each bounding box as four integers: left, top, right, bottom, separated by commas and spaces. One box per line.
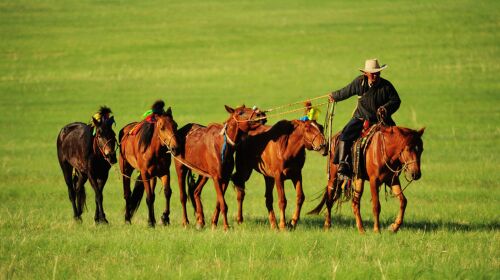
0, 0, 499, 279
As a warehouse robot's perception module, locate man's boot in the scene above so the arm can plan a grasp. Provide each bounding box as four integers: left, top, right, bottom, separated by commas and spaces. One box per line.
337, 140, 352, 178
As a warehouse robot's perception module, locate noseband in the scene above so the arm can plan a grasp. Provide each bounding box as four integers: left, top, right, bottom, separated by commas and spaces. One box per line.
304, 123, 324, 151
94, 133, 116, 165
157, 121, 176, 151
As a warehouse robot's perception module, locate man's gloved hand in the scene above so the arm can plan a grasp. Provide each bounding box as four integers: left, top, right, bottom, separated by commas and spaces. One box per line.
377, 107, 387, 118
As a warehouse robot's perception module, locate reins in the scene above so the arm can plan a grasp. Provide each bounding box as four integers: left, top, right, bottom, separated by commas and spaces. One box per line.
93, 133, 117, 166
379, 130, 417, 199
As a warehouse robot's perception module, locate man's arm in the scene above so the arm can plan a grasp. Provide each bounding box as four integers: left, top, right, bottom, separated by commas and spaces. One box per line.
329, 77, 362, 102
381, 83, 401, 115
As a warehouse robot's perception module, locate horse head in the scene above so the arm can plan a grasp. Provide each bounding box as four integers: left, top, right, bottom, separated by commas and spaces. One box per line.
225, 105, 266, 133
156, 107, 179, 156
388, 127, 425, 181
302, 120, 327, 155
91, 107, 117, 164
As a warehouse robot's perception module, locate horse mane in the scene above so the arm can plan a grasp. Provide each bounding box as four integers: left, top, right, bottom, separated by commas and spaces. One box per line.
138, 122, 155, 151
385, 126, 422, 146
137, 100, 167, 152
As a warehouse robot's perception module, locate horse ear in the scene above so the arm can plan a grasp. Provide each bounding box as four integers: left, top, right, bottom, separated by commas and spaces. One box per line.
225, 105, 234, 114
166, 106, 172, 117
418, 127, 426, 136
92, 117, 100, 127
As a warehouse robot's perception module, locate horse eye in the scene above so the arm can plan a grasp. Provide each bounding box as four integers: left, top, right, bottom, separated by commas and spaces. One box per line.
238, 111, 244, 116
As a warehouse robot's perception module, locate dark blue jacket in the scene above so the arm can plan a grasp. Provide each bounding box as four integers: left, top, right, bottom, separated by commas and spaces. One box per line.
332, 75, 401, 125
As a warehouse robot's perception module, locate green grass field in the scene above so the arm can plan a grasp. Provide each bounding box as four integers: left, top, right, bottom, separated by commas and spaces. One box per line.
1, 0, 499, 279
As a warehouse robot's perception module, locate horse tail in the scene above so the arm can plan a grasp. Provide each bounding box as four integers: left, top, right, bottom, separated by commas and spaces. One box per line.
127, 174, 145, 218
307, 186, 328, 215
186, 169, 197, 210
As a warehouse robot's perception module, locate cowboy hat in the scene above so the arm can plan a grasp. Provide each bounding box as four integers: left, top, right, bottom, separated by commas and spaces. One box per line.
359, 58, 387, 73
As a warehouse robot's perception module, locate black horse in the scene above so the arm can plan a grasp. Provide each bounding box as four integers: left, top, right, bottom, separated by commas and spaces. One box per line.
57, 106, 117, 223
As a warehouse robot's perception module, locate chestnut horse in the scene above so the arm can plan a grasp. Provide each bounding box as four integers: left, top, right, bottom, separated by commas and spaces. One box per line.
230, 119, 327, 230
309, 125, 424, 233
174, 105, 265, 230
118, 101, 179, 227
57, 106, 117, 223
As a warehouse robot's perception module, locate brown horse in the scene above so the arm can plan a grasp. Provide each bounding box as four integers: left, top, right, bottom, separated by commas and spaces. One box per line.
309, 125, 425, 233
174, 105, 265, 230
57, 106, 117, 223
118, 100, 180, 227
231, 119, 327, 230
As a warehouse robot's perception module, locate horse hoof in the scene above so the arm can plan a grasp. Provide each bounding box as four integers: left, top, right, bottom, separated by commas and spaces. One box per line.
223, 225, 230, 232
389, 224, 399, 233
74, 216, 83, 223
125, 220, 131, 225
195, 223, 204, 230
323, 224, 331, 231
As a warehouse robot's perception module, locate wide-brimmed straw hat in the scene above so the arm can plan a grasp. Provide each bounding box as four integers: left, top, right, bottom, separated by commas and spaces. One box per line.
359, 58, 387, 73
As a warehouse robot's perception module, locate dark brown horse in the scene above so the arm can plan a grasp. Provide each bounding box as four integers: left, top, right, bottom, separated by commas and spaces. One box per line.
118, 100, 180, 227
57, 106, 117, 223
231, 119, 327, 229
309, 125, 425, 233
174, 105, 265, 230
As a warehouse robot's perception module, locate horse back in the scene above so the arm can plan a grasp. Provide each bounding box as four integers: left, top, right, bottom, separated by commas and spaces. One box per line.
57, 122, 92, 171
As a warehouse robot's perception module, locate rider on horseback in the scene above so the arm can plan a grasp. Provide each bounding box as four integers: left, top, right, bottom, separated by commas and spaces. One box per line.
329, 58, 401, 178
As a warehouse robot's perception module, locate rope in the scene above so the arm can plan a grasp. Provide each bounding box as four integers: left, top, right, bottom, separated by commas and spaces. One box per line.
264, 94, 330, 113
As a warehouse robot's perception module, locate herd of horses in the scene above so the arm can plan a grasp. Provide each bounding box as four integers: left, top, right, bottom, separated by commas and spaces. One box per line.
56, 100, 425, 233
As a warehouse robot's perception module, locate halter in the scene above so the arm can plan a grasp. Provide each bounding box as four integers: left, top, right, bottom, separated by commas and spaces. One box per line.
303, 122, 324, 151
93, 132, 116, 166
379, 131, 419, 196
157, 121, 176, 150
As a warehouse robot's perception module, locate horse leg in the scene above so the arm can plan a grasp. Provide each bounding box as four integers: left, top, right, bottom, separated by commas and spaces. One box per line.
95, 175, 109, 224
87, 175, 107, 224
324, 175, 338, 230
351, 178, 365, 234
142, 174, 156, 227
211, 178, 229, 231
61, 162, 79, 221
369, 178, 381, 233
74, 173, 88, 220
290, 174, 304, 229
174, 164, 190, 227
232, 168, 252, 225
389, 178, 406, 233
160, 174, 171, 226
264, 176, 277, 229
120, 161, 134, 223
193, 176, 208, 229
274, 176, 287, 230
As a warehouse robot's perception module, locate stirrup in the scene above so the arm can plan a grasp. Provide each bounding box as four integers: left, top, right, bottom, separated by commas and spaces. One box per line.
337, 162, 352, 179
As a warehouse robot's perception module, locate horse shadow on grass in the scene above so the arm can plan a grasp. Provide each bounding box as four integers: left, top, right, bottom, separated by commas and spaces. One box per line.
239, 214, 500, 233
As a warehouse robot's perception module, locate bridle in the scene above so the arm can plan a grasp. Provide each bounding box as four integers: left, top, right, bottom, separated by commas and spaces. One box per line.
380, 132, 418, 176
303, 122, 325, 151
93, 132, 116, 166
157, 121, 176, 150
379, 131, 419, 194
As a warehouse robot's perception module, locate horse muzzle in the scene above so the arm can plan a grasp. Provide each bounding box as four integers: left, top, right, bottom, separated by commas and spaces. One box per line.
107, 152, 117, 164
169, 146, 180, 156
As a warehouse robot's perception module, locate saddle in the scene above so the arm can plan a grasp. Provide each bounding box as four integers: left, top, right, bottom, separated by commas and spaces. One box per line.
333, 123, 381, 179
128, 116, 156, 136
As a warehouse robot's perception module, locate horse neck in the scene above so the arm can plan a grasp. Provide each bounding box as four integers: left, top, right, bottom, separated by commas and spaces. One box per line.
149, 124, 162, 152
224, 116, 241, 144
371, 127, 406, 164
282, 121, 306, 158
